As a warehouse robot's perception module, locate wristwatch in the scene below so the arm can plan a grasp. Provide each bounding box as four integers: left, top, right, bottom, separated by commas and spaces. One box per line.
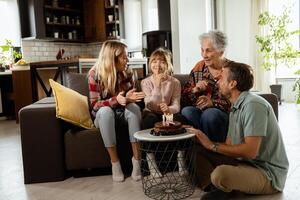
211, 143, 219, 152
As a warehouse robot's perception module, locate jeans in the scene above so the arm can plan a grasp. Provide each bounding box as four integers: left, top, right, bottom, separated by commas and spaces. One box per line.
181, 106, 228, 142
94, 103, 141, 147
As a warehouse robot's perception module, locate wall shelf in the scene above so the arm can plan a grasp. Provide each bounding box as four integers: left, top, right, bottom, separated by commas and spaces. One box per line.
43, 0, 84, 41
44, 5, 82, 13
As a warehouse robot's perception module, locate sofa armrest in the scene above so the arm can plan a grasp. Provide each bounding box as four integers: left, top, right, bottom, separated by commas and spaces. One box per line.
19, 97, 68, 183
258, 93, 278, 120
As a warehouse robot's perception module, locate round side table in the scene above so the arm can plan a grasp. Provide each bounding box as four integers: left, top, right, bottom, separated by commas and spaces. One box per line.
134, 129, 196, 200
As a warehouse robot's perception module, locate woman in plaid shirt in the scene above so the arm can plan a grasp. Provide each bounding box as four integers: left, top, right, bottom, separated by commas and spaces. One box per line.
181, 30, 231, 143
88, 40, 145, 182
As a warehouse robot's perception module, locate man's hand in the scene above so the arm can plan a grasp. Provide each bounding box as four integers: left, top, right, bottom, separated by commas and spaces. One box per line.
196, 95, 213, 109
117, 91, 127, 106
159, 102, 170, 113
187, 127, 214, 150
126, 88, 145, 103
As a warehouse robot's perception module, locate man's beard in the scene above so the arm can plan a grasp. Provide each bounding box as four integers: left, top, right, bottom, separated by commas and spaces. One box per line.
219, 90, 231, 100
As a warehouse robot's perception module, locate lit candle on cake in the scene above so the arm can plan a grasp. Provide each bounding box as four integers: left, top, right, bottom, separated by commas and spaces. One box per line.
162, 114, 166, 125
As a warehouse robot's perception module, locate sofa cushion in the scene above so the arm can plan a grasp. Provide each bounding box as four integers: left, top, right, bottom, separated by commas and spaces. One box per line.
174, 74, 189, 86
65, 128, 110, 170
49, 79, 95, 129
65, 72, 90, 97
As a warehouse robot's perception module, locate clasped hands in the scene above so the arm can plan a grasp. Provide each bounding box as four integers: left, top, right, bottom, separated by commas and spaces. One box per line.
196, 95, 213, 110
117, 88, 145, 106
192, 80, 208, 93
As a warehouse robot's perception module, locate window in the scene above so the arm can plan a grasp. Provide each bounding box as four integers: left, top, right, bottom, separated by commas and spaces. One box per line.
269, 0, 300, 78
0, 0, 21, 46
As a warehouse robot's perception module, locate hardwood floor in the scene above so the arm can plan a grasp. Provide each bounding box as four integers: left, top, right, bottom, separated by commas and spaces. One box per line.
0, 103, 299, 200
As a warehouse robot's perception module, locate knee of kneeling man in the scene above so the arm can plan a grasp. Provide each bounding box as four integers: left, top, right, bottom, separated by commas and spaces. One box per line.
211, 165, 228, 186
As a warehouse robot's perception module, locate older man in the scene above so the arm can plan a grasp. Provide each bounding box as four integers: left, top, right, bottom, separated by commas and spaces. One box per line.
188, 62, 288, 199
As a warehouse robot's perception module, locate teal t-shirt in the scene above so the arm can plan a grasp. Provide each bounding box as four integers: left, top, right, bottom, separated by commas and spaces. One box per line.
228, 91, 289, 191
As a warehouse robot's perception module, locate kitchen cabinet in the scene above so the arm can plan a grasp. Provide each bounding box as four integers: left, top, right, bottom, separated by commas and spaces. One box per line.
83, 0, 106, 42
20, 0, 123, 42
19, 0, 46, 39
43, 0, 84, 41
104, 0, 124, 40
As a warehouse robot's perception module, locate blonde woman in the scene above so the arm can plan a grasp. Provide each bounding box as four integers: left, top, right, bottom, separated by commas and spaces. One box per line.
88, 40, 145, 182
141, 48, 187, 177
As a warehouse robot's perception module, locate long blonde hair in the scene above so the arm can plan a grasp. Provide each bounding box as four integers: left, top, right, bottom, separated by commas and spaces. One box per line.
149, 48, 173, 75
91, 40, 127, 96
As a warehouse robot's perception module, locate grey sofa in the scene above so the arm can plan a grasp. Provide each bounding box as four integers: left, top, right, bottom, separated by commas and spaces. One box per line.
19, 73, 278, 184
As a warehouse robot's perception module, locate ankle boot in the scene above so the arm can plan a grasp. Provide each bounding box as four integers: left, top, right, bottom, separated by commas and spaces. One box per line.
146, 153, 162, 178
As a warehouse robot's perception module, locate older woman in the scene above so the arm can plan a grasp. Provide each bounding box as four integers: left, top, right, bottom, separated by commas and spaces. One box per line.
181, 30, 231, 142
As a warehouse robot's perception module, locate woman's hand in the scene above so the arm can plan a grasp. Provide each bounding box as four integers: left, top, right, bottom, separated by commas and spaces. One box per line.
159, 102, 170, 113
192, 80, 208, 93
196, 95, 213, 110
126, 88, 145, 103
153, 73, 167, 87
117, 91, 127, 106
187, 127, 214, 150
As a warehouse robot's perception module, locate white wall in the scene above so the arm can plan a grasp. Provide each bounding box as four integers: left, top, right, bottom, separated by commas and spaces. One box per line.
123, 0, 143, 51
217, 0, 252, 66
171, 0, 210, 74
141, 0, 158, 33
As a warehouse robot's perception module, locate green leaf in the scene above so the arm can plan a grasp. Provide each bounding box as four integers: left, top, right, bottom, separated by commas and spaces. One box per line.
255, 6, 300, 71
295, 70, 300, 75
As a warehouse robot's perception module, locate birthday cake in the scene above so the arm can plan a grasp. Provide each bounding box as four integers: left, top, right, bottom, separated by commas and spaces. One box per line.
150, 114, 186, 136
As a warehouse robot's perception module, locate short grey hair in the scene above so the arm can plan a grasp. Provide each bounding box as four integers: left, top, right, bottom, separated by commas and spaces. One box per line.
199, 30, 227, 52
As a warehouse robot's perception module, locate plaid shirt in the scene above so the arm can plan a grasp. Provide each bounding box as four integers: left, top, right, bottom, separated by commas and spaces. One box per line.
88, 67, 133, 117
181, 60, 231, 112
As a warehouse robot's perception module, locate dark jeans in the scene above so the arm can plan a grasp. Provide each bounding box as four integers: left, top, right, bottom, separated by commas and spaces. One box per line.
141, 110, 188, 130
181, 106, 229, 142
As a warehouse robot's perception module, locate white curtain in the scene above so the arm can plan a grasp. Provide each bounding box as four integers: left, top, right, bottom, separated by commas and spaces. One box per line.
0, 0, 21, 46
123, 0, 143, 52
250, 0, 275, 92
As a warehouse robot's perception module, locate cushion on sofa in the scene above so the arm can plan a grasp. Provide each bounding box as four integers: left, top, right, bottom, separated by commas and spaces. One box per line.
65, 72, 90, 97
49, 79, 95, 129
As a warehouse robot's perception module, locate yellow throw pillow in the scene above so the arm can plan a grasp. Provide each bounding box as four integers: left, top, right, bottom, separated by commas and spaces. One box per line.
49, 79, 95, 129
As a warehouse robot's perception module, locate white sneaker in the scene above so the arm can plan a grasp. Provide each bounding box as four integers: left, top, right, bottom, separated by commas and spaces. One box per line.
131, 157, 142, 181
111, 161, 124, 182
146, 153, 162, 178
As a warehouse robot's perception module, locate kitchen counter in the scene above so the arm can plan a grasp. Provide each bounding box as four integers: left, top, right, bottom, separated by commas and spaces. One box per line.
29, 57, 148, 102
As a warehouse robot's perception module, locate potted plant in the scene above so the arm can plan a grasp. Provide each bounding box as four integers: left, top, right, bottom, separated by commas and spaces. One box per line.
0, 39, 22, 70
255, 6, 300, 104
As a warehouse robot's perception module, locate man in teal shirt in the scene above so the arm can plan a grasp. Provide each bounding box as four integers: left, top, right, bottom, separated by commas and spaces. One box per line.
188, 61, 288, 199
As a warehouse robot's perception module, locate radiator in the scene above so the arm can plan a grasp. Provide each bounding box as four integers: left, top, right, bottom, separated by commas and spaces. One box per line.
277, 78, 298, 103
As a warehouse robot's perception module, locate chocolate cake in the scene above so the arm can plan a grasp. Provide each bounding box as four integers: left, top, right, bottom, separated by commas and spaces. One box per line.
150, 121, 186, 136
